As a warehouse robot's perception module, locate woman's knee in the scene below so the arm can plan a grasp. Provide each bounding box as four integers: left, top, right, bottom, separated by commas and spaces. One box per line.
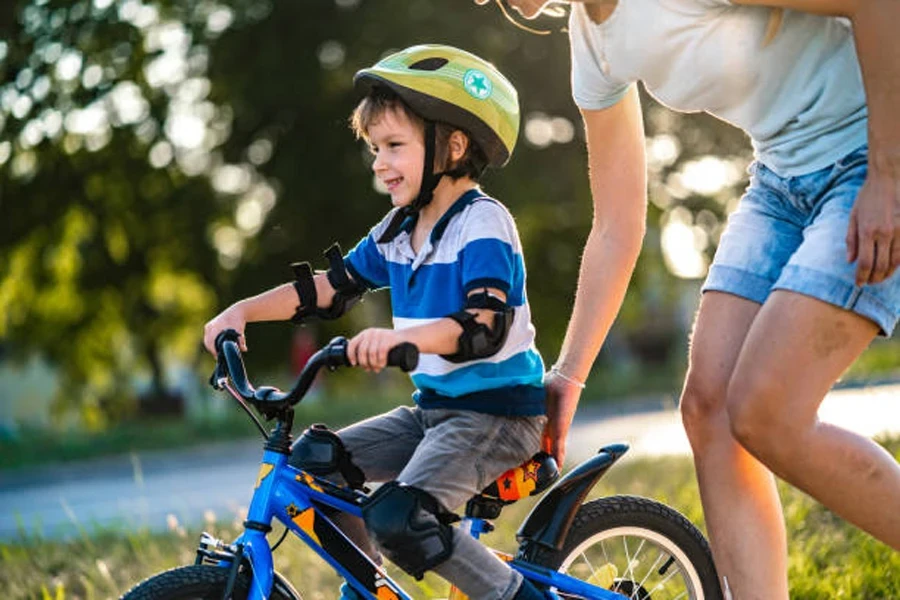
725, 374, 793, 459
680, 369, 730, 443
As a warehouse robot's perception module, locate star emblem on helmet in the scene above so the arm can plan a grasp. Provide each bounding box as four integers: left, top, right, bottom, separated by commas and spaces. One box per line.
463, 69, 492, 100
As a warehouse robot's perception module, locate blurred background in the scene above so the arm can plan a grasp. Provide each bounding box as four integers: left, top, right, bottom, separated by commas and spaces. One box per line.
4, 4, 900, 598
1, 0, 897, 462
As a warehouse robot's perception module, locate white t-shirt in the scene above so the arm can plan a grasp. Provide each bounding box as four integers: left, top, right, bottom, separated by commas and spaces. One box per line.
569, 1, 868, 176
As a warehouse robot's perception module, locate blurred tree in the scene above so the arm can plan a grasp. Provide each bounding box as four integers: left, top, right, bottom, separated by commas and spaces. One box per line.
0, 0, 270, 425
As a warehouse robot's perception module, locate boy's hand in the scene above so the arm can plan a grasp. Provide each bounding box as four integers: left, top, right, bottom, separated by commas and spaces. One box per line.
348, 328, 406, 372
541, 372, 583, 467
203, 305, 248, 357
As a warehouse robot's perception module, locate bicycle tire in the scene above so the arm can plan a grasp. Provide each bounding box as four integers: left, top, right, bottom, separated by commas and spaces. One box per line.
120, 564, 301, 600
527, 495, 722, 600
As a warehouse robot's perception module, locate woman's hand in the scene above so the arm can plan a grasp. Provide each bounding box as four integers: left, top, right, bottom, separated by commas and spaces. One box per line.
348, 328, 406, 372
541, 371, 584, 468
846, 168, 900, 285
203, 305, 248, 356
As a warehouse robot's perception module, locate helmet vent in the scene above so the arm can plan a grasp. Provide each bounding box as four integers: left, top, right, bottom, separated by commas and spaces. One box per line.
409, 57, 449, 71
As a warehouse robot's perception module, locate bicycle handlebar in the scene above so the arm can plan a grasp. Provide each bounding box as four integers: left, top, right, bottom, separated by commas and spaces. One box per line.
210, 329, 419, 414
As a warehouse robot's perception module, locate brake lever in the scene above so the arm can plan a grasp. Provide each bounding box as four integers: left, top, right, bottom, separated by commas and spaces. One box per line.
209, 355, 228, 390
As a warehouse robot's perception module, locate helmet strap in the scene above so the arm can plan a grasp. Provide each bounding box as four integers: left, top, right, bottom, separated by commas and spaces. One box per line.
413, 120, 444, 212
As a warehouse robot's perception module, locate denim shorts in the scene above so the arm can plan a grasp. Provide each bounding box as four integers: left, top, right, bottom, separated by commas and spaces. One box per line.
702, 145, 900, 336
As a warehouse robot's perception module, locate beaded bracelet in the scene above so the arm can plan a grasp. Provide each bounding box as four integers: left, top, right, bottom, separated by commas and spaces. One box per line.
549, 365, 586, 389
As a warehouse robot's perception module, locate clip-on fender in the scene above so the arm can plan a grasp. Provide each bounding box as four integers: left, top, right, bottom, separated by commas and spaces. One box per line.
515, 443, 629, 559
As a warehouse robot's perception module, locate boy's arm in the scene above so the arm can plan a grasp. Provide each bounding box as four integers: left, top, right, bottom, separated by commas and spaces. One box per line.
202, 274, 337, 356
347, 287, 507, 370
407, 286, 508, 354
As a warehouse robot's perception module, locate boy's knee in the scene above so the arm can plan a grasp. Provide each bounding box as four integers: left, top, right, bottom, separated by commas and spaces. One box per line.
362, 482, 454, 580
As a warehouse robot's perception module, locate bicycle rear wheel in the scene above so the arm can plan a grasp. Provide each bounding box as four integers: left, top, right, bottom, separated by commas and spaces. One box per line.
528, 495, 722, 600
120, 564, 301, 600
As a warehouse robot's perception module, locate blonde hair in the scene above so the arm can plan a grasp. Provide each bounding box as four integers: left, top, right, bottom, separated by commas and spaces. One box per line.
763, 9, 784, 47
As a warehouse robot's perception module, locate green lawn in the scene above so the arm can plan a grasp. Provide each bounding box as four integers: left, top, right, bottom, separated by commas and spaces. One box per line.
3, 437, 899, 599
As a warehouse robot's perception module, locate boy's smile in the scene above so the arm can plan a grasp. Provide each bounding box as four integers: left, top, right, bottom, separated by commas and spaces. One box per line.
367, 108, 425, 208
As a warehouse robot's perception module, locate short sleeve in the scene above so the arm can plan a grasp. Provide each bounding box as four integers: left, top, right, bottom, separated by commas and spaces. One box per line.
457, 201, 519, 297
568, 4, 633, 110
344, 212, 396, 290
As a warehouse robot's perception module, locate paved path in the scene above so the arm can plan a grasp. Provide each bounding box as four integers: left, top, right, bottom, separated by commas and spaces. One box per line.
1, 384, 897, 541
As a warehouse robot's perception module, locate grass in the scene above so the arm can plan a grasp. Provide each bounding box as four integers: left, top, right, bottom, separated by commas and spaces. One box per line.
2, 437, 899, 599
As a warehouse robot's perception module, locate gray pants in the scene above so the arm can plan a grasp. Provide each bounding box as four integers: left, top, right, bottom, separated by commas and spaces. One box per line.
333, 405, 546, 600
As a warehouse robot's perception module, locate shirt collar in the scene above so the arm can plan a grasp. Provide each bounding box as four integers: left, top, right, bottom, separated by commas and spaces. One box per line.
430, 188, 487, 244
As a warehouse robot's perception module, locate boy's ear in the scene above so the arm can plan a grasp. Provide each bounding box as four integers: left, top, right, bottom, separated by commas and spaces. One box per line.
448, 130, 469, 163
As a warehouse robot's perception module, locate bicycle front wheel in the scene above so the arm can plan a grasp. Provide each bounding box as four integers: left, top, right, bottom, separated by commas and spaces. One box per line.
120, 565, 301, 600
528, 495, 722, 600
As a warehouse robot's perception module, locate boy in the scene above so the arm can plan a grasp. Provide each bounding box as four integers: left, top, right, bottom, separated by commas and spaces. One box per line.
203, 45, 548, 600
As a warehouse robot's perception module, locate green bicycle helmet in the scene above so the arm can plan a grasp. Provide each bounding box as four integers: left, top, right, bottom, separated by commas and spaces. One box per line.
354, 45, 520, 242
354, 44, 520, 168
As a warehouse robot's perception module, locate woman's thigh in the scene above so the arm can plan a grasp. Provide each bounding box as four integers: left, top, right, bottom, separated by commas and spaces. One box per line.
681, 291, 761, 423
728, 290, 879, 434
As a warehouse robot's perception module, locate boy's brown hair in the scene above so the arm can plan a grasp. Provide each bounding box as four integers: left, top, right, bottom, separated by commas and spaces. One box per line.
350, 85, 488, 181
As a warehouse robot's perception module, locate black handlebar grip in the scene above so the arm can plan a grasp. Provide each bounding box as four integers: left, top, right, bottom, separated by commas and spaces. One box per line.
387, 342, 419, 372
214, 328, 242, 355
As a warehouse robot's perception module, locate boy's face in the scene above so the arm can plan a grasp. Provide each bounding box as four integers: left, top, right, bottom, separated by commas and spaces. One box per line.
367, 107, 425, 208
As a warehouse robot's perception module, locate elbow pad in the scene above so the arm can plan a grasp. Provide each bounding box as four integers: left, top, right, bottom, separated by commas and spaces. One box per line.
291, 243, 367, 323
440, 290, 514, 363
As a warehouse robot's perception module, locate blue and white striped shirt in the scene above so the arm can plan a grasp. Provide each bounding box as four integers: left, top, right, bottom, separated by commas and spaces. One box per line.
345, 188, 545, 416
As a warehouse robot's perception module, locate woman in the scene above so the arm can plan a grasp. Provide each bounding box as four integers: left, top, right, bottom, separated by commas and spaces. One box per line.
478, 1, 900, 598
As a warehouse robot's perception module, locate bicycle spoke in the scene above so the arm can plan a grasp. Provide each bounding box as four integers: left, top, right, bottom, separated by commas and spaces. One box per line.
634, 548, 666, 595
621, 536, 636, 588
579, 551, 600, 581
648, 560, 685, 596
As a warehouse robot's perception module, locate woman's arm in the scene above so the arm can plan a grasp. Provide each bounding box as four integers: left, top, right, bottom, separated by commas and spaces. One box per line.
734, 0, 900, 283
544, 85, 648, 465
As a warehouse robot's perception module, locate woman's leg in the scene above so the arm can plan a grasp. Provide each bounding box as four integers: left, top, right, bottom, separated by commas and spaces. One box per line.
727, 290, 900, 549
680, 291, 789, 600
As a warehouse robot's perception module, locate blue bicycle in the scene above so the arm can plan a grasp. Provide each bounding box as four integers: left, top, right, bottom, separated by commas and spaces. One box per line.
121, 330, 721, 600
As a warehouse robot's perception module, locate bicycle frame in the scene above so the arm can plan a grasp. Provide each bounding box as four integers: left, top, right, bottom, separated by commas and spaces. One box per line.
203, 445, 630, 600
203, 332, 629, 600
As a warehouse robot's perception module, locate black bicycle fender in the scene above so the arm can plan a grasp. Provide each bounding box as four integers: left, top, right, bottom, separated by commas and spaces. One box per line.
515, 443, 629, 555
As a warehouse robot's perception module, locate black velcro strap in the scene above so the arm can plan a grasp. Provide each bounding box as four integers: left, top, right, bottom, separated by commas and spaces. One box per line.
324, 244, 366, 296
464, 289, 508, 311
290, 261, 318, 324
318, 243, 366, 320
